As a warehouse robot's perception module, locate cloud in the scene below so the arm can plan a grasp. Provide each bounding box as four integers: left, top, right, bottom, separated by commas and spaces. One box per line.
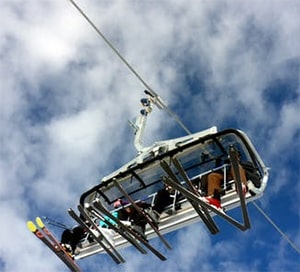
0, 0, 299, 271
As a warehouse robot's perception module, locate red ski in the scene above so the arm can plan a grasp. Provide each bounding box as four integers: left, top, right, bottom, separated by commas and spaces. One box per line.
27, 217, 81, 272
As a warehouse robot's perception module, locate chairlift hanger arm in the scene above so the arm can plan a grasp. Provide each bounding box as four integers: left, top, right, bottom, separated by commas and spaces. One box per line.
68, 0, 191, 134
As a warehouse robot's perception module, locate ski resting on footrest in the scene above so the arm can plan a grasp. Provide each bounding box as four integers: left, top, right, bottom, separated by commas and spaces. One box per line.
86, 202, 148, 255
161, 172, 249, 231
91, 199, 167, 261
228, 146, 251, 229
77, 204, 126, 264
112, 178, 172, 250
67, 208, 125, 264
161, 159, 220, 235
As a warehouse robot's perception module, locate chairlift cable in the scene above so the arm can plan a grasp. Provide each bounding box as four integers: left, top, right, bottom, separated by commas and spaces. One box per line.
252, 201, 300, 255
68, 0, 191, 134
68, 0, 299, 258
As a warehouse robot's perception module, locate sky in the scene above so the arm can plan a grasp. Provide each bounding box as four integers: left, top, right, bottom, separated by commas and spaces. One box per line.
0, 0, 299, 271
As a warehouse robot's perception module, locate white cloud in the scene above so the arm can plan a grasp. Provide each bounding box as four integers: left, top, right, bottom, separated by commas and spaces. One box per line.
0, 0, 299, 271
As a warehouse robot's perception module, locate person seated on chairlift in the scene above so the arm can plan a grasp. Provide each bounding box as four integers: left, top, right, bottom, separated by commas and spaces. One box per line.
113, 199, 131, 224
61, 222, 88, 256
61, 215, 110, 256
114, 199, 151, 240
149, 184, 176, 222
202, 152, 248, 210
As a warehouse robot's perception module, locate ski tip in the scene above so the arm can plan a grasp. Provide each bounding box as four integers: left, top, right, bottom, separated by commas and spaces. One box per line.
36, 217, 45, 229
27, 221, 37, 232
